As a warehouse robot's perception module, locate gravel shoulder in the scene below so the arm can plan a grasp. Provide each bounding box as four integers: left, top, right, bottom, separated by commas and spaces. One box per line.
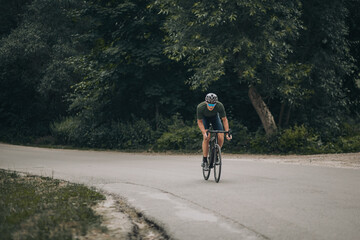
83, 193, 169, 240
226, 152, 360, 169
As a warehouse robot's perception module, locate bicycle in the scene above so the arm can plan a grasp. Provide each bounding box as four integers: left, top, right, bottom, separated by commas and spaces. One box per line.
202, 129, 231, 183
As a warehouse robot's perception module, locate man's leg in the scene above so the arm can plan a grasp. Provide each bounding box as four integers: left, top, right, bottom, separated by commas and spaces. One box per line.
201, 118, 210, 168
218, 133, 224, 147
203, 134, 210, 157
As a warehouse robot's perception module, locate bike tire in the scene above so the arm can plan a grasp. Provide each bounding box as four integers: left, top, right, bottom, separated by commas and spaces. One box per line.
214, 144, 222, 183
202, 145, 211, 180
202, 160, 210, 180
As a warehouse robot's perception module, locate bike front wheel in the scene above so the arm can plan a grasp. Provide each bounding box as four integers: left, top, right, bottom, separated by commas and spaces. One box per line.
213, 144, 222, 183
203, 145, 211, 180
202, 160, 210, 180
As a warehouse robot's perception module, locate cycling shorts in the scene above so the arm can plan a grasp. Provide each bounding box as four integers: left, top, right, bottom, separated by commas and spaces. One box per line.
202, 114, 224, 130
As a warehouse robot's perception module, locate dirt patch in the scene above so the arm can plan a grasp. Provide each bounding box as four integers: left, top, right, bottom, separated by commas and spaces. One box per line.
228, 152, 360, 169
81, 193, 169, 240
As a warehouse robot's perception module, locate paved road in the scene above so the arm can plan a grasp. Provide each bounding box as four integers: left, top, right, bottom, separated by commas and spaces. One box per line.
1, 143, 360, 240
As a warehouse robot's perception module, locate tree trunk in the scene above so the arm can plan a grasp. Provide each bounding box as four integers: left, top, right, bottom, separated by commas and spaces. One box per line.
278, 102, 285, 128
285, 105, 291, 127
155, 103, 160, 130
248, 86, 277, 136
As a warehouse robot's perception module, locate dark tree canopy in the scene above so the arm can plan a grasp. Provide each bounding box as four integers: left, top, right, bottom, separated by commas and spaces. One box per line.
0, 0, 359, 150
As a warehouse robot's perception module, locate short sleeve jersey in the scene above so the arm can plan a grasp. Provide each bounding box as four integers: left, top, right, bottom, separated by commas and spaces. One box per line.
197, 101, 226, 120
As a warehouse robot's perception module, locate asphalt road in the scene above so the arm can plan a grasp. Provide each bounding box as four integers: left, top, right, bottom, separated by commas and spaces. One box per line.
1, 143, 360, 240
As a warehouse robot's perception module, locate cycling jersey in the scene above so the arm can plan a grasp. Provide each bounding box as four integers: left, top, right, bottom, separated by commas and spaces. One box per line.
196, 101, 226, 120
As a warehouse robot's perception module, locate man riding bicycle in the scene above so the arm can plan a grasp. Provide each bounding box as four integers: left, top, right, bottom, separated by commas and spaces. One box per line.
197, 93, 232, 169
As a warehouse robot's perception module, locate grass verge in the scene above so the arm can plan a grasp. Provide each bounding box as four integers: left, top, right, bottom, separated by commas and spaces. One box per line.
0, 169, 105, 240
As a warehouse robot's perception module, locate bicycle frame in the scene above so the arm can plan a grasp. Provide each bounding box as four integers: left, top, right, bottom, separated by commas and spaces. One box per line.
206, 130, 230, 167
202, 129, 231, 183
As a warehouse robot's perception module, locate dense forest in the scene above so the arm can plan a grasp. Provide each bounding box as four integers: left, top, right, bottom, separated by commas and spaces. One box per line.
0, 0, 359, 154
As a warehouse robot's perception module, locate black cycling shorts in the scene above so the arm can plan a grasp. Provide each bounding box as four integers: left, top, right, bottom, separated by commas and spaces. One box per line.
202, 114, 224, 130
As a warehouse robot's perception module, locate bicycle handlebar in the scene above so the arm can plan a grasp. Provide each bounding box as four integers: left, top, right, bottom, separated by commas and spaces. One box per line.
206, 129, 232, 137
206, 129, 231, 133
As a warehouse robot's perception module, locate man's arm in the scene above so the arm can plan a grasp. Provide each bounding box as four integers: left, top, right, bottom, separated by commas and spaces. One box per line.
221, 117, 230, 131
221, 117, 232, 140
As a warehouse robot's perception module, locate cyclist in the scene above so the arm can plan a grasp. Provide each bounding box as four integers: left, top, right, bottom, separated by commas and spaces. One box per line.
197, 93, 232, 169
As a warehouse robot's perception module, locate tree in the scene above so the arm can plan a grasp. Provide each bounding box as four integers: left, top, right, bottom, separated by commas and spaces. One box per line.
290, 0, 358, 135
153, 0, 310, 135
0, 0, 86, 138
346, 0, 360, 117
0, 0, 32, 38
66, 0, 197, 126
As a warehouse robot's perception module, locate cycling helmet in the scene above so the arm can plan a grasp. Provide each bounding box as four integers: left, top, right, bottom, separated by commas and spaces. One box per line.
205, 93, 218, 104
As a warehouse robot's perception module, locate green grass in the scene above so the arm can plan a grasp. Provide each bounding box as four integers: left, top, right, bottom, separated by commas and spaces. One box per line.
0, 169, 105, 240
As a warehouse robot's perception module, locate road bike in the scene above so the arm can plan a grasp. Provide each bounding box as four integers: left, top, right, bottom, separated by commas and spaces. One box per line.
202, 129, 231, 183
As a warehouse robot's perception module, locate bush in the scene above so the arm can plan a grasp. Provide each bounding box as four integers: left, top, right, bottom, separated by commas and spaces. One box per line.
113, 119, 156, 149
321, 121, 360, 153
50, 116, 360, 154
332, 136, 360, 153
156, 125, 201, 151
276, 125, 320, 154
50, 116, 82, 145
155, 114, 201, 151
249, 130, 278, 154
155, 117, 253, 152
250, 125, 321, 154
222, 120, 251, 152
51, 117, 156, 149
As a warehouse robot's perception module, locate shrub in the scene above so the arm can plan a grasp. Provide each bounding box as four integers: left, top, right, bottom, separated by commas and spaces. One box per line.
320, 121, 360, 153
334, 136, 360, 153
50, 116, 82, 145
155, 117, 252, 152
276, 125, 320, 154
156, 125, 201, 151
155, 114, 202, 151
250, 125, 321, 154
51, 117, 156, 149
50, 116, 360, 154
249, 130, 278, 154
223, 120, 251, 152
340, 121, 360, 137
113, 119, 156, 149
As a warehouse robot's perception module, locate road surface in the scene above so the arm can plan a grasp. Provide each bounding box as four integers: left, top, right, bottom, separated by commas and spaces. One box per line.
1, 143, 360, 240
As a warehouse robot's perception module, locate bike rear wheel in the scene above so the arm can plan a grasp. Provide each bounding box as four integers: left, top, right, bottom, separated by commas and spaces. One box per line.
214, 144, 222, 183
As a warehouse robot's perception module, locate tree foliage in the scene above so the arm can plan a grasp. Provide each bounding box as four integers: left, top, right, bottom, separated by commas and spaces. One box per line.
290, 0, 358, 134
154, 0, 310, 95
152, 0, 315, 135
0, 0, 359, 152
66, 0, 199, 125
0, 0, 86, 137
153, 0, 359, 136
0, 0, 31, 38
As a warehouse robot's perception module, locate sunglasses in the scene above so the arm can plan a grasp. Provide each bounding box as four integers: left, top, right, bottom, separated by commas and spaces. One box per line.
207, 103, 216, 107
